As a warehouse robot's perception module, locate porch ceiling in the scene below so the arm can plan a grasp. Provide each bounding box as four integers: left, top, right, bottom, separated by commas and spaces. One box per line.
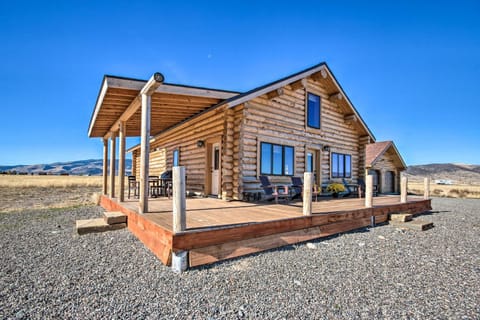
88, 76, 238, 138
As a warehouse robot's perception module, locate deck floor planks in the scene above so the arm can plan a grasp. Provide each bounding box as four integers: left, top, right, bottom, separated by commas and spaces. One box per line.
119, 195, 422, 231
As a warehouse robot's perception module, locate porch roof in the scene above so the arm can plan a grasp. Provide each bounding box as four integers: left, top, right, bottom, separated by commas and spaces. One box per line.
87, 75, 239, 138
365, 141, 407, 170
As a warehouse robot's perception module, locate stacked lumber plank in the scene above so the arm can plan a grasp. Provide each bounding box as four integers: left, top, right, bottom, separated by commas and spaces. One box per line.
389, 212, 433, 231
76, 211, 127, 235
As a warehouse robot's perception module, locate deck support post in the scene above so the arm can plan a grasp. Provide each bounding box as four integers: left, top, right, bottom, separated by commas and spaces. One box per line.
102, 138, 108, 195
138, 72, 164, 214
401, 176, 408, 203
173, 166, 186, 233
109, 131, 117, 198
118, 121, 126, 202
424, 177, 430, 200
303, 172, 313, 216
365, 174, 373, 208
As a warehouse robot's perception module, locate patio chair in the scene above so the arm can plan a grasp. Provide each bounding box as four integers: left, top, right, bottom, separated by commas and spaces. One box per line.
127, 175, 139, 199
341, 178, 353, 198
259, 175, 291, 204
290, 176, 319, 201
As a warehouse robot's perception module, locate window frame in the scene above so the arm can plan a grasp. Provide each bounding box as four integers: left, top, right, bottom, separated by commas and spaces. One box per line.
331, 152, 352, 178
260, 142, 295, 176
306, 92, 321, 129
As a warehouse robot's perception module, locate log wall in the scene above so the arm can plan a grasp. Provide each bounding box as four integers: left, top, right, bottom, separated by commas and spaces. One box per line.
240, 78, 361, 193
133, 106, 228, 194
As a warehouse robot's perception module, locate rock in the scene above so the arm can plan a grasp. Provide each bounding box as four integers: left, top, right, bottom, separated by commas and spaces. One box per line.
306, 242, 317, 249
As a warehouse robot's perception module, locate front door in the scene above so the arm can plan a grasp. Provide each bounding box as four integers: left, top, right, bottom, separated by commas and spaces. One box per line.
211, 143, 220, 195
306, 149, 321, 186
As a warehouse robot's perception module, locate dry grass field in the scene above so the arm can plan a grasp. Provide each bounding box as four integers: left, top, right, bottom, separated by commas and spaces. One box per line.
408, 181, 480, 199
0, 175, 105, 213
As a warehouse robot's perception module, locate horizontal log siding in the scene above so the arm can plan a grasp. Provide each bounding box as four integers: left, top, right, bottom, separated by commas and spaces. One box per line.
134, 106, 228, 194
241, 79, 360, 192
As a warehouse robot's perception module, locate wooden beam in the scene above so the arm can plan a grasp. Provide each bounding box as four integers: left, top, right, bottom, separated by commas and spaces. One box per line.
290, 78, 307, 91
344, 114, 357, 124
103, 73, 164, 139
139, 73, 164, 213
109, 131, 117, 199
266, 88, 284, 100
102, 138, 108, 195
118, 121, 126, 202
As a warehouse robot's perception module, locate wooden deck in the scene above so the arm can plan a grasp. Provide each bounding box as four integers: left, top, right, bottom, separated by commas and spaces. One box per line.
100, 195, 432, 268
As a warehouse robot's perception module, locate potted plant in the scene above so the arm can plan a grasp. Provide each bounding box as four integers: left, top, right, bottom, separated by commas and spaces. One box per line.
326, 182, 345, 198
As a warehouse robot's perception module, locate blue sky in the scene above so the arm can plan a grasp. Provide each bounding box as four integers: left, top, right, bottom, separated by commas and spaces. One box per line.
0, 0, 479, 166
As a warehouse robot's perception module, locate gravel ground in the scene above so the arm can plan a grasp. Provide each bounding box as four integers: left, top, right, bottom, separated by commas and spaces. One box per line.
0, 198, 479, 319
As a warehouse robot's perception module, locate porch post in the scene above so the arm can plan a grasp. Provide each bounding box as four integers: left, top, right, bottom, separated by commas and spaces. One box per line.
138, 72, 164, 214
303, 172, 313, 216
118, 121, 126, 202
102, 138, 108, 195
109, 131, 117, 198
400, 176, 408, 203
424, 177, 430, 200
365, 174, 373, 208
173, 166, 186, 233
139, 93, 151, 213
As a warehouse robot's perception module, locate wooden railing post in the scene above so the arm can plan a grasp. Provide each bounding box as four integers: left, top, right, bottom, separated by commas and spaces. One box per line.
424, 177, 430, 200
303, 172, 313, 216
365, 174, 373, 208
173, 166, 186, 233
172, 166, 188, 273
401, 176, 408, 203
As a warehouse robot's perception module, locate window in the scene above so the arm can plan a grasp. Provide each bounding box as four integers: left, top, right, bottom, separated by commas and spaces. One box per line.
307, 93, 321, 129
331, 153, 351, 178
173, 149, 180, 167
260, 142, 294, 176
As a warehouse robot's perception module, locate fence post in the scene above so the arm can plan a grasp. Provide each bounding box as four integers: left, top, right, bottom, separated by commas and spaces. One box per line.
303, 172, 313, 216
401, 176, 408, 203
424, 177, 430, 200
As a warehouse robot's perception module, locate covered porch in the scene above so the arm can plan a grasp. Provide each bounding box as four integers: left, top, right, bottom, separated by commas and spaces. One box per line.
88, 72, 238, 213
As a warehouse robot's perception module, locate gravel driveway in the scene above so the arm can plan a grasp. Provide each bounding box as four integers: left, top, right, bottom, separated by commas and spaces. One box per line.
1, 198, 479, 319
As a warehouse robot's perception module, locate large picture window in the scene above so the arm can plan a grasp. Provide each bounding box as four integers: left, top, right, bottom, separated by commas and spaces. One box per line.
307, 93, 321, 129
260, 142, 294, 176
331, 153, 351, 178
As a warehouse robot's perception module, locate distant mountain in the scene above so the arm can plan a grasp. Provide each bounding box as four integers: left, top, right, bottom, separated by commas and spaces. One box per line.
0, 159, 132, 176
405, 163, 480, 185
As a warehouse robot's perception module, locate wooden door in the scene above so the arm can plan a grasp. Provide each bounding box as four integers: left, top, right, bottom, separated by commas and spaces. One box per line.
306, 149, 321, 186
211, 143, 220, 195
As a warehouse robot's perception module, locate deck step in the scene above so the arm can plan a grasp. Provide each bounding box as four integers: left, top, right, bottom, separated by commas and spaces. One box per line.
76, 218, 126, 235
104, 211, 127, 225
390, 213, 413, 222
390, 219, 434, 231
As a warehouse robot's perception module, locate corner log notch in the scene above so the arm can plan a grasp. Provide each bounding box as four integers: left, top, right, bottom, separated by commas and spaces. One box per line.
310, 69, 328, 82
329, 92, 349, 114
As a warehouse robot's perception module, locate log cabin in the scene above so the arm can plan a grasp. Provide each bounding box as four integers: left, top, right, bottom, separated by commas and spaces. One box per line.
88, 62, 406, 212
